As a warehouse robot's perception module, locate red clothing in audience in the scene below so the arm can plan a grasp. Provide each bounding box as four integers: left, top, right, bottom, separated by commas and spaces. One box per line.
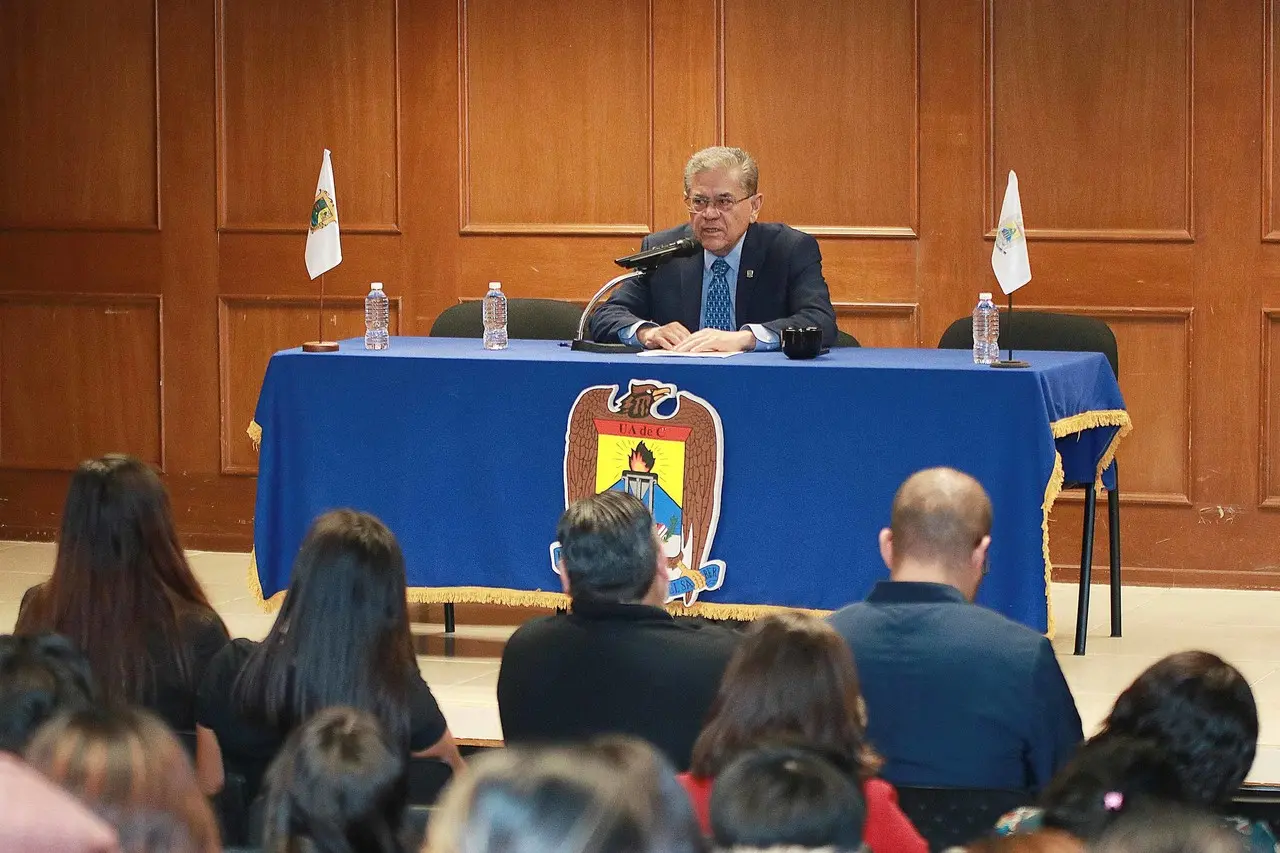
677, 771, 926, 853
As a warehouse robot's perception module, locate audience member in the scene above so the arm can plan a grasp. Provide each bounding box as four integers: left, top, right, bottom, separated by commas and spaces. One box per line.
994, 736, 1183, 840
1087, 651, 1274, 853
962, 831, 1084, 853
682, 611, 923, 853
24, 706, 220, 853
828, 467, 1081, 791
197, 509, 462, 803
0, 752, 120, 853
14, 454, 230, 791
497, 491, 738, 769
709, 745, 867, 852
0, 632, 96, 753
261, 706, 409, 853
426, 745, 698, 853
589, 735, 705, 853
1092, 808, 1246, 853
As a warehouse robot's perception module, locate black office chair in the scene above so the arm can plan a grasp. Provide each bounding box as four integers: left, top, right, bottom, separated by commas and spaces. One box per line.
430, 298, 582, 633
894, 786, 1031, 851
834, 329, 861, 347
938, 311, 1121, 655
429, 298, 582, 340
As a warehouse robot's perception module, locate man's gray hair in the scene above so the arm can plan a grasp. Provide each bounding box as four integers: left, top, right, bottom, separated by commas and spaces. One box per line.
683, 146, 759, 197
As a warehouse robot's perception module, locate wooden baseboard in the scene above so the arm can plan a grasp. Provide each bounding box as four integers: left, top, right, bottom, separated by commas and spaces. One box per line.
1052, 563, 1280, 590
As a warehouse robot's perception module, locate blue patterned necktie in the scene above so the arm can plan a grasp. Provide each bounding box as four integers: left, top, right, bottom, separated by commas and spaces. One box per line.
705, 258, 734, 331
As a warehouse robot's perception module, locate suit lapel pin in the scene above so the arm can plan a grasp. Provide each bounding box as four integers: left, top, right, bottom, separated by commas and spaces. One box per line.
746, 270, 754, 278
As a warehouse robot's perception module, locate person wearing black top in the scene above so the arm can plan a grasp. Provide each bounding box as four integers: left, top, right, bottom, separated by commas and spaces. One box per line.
196, 509, 461, 803
498, 491, 738, 770
14, 455, 230, 790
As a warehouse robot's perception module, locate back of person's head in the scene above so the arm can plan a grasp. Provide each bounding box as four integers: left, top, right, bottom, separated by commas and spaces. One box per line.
1036, 736, 1183, 842
884, 467, 992, 592
690, 611, 880, 781
0, 753, 120, 853
13, 454, 216, 705
23, 706, 219, 853
0, 633, 96, 753
1097, 651, 1256, 807
428, 745, 693, 853
262, 706, 408, 853
1090, 807, 1244, 853
965, 830, 1084, 853
589, 735, 703, 853
235, 509, 416, 745
556, 491, 661, 605
709, 746, 866, 852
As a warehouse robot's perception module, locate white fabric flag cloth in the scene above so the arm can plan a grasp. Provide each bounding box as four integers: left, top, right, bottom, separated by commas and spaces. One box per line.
991, 170, 1031, 295
305, 149, 342, 280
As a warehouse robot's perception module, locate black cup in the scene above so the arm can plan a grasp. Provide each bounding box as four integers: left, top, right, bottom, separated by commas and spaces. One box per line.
782, 326, 823, 359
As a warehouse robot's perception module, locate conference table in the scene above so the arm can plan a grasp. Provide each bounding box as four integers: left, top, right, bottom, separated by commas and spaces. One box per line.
248, 338, 1130, 633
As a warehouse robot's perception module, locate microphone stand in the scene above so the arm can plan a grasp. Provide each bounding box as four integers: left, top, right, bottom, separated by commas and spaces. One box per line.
570, 270, 646, 353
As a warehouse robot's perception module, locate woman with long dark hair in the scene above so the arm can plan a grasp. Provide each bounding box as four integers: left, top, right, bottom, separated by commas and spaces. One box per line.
196, 509, 463, 802
681, 611, 925, 853
15, 454, 229, 791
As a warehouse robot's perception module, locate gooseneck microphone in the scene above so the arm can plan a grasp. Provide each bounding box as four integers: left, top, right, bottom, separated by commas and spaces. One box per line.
614, 237, 701, 270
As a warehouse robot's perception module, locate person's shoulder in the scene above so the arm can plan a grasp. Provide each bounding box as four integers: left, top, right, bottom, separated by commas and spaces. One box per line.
754, 221, 815, 248
17, 581, 48, 613
961, 604, 1051, 649
207, 636, 257, 675
502, 614, 566, 650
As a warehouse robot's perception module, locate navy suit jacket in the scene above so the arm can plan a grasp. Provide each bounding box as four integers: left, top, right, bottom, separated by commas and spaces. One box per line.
589, 221, 837, 347
828, 581, 1082, 792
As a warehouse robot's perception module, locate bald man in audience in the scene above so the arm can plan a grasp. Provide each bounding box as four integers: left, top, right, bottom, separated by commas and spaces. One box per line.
828, 467, 1082, 792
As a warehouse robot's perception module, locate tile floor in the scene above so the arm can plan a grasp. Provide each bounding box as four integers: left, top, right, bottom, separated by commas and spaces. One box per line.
2, 540, 1279, 783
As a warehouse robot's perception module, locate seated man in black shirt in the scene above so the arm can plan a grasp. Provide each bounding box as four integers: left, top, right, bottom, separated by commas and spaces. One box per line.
498, 491, 738, 770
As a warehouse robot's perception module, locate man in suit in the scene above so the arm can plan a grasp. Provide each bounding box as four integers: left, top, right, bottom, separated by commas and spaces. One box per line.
497, 491, 738, 769
828, 467, 1082, 792
590, 146, 836, 353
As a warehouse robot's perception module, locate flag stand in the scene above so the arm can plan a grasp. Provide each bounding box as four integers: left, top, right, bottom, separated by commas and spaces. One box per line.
991, 292, 1028, 368
302, 273, 339, 353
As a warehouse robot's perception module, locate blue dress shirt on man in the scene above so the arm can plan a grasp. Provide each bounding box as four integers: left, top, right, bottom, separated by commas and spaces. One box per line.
828, 581, 1082, 792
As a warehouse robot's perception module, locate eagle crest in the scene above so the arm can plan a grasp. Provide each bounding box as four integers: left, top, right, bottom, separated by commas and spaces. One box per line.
556, 379, 725, 606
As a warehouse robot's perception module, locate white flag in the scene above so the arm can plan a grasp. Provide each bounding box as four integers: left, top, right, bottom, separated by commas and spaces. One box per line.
305, 149, 342, 280
991, 170, 1031, 295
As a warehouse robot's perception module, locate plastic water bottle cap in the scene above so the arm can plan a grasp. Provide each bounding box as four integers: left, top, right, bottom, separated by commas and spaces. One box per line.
488, 281, 502, 290
979, 292, 992, 301
371, 282, 383, 291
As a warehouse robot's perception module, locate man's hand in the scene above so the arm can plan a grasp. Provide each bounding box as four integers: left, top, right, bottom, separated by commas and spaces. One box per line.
637, 322, 691, 350
672, 329, 756, 353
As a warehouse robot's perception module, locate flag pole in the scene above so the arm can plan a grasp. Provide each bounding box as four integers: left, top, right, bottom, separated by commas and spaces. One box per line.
302, 273, 339, 352
993, 291, 1028, 368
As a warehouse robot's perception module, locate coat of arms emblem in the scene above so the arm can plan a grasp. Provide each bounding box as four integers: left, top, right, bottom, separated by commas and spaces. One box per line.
552, 379, 725, 606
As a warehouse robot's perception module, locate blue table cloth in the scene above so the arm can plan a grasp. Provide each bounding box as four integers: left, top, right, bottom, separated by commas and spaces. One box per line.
249, 338, 1129, 632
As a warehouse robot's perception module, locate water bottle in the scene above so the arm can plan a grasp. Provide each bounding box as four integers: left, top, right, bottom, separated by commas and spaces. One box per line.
364, 282, 389, 351
972, 292, 999, 364
483, 281, 508, 350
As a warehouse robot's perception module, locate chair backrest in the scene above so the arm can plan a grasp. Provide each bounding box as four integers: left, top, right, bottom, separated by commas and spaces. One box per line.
937, 311, 1119, 378
893, 786, 1031, 852
1232, 785, 1280, 836
429, 298, 583, 340
835, 329, 861, 348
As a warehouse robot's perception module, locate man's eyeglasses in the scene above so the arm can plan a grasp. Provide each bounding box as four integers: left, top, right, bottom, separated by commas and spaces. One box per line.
685, 193, 754, 214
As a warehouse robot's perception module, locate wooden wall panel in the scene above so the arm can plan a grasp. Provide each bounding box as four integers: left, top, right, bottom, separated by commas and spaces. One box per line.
217, 0, 400, 233
836, 303, 920, 348
723, 0, 918, 237
218, 296, 402, 474
1260, 310, 1280, 505
988, 0, 1193, 240
0, 0, 159, 229
1030, 306, 1193, 504
1266, 0, 1280, 241
0, 294, 162, 469
460, 0, 651, 234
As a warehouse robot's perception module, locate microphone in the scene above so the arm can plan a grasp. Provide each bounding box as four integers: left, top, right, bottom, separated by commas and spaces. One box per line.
614, 237, 701, 270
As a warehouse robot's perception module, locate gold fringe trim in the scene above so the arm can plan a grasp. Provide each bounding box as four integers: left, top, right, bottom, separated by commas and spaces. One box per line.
247, 550, 286, 613
1049, 409, 1134, 487
247, 561, 826, 622
247, 420, 263, 452
1040, 452, 1065, 639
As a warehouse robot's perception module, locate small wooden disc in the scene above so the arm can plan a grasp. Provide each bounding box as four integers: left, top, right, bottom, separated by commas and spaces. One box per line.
301, 340, 340, 353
